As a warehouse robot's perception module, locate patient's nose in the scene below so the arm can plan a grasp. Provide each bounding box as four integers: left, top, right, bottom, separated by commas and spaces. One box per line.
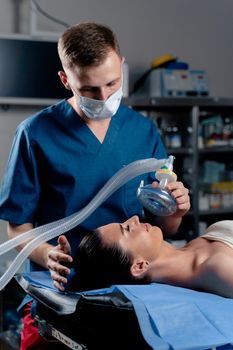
129, 215, 140, 226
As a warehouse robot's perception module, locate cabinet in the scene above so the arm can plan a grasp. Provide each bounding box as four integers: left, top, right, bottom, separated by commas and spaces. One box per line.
125, 97, 233, 240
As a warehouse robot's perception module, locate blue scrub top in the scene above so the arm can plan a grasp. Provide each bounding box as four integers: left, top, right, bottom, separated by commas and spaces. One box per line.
0, 99, 167, 270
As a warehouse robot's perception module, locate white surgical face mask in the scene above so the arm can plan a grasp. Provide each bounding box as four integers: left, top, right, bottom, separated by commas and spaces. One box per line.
78, 86, 123, 120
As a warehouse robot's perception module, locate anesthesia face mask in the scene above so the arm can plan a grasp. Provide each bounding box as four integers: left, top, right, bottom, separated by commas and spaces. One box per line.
137, 155, 178, 216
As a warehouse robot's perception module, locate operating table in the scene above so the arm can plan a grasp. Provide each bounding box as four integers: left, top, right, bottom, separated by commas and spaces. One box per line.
15, 271, 233, 350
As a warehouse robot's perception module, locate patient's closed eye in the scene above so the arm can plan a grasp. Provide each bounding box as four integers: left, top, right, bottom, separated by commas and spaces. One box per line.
120, 224, 130, 234
124, 225, 130, 232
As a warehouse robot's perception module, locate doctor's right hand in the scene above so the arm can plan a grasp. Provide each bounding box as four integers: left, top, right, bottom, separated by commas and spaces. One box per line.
47, 235, 73, 291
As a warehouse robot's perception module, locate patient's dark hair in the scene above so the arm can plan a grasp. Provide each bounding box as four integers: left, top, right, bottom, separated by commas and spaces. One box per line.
68, 229, 147, 292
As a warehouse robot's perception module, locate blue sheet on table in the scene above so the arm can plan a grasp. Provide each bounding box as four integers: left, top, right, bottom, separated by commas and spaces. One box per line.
22, 271, 233, 350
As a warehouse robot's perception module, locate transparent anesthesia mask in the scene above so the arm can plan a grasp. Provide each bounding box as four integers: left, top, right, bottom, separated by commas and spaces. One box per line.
137, 155, 177, 216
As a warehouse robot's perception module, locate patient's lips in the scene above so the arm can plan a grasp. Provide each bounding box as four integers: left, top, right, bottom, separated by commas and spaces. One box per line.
144, 223, 151, 231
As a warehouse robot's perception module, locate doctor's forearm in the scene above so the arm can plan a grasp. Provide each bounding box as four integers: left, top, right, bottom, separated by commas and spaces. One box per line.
7, 222, 54, 268
151, 214, 182, 238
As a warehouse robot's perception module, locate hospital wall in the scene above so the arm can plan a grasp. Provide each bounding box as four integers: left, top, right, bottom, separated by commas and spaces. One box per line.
0, 0, 233, 269
0, 0, 233, 97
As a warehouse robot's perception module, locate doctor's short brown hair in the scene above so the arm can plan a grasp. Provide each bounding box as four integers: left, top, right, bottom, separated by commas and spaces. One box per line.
58, 22, 121, 69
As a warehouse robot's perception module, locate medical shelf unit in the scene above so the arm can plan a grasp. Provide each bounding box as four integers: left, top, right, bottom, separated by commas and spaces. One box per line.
125, 97, 233, 240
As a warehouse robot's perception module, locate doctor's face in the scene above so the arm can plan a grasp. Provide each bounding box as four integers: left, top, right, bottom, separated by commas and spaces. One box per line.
98, 216, 163, 261
63, 49, 123, 101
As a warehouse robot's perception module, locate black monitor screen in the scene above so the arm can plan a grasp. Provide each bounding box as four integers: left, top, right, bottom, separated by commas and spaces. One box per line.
0, 37, 71, 103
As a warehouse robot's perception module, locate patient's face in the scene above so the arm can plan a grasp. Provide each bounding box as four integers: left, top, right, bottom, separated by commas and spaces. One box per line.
98, 215, 163, 261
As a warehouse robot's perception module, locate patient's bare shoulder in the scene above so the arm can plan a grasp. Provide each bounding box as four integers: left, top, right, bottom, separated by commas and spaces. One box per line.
197, 252, 233, 298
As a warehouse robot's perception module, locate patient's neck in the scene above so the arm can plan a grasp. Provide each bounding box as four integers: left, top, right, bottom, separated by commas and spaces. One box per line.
148, 241, 198, 288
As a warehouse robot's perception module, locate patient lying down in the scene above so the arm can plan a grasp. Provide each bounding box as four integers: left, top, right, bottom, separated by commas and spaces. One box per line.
68, 216, 233, 298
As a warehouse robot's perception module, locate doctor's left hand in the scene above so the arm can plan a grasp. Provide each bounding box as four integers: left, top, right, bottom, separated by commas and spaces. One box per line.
47, 235, 73, 291
166, 180, 190, 217
151, 180, 190, 217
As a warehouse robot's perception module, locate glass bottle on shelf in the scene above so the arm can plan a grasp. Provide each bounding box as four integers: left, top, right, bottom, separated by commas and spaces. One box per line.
163, 125, 181, 149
